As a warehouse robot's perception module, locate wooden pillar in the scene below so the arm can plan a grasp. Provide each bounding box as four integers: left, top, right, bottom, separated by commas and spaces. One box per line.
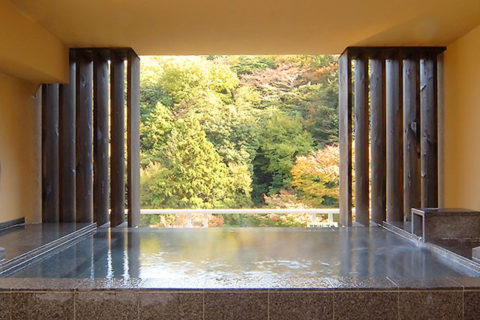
42, 84, 60, 222
420, 56, 438, 208
110, 53, 126, 227
59, 59, 76, 222
403, 59, 421, 219
339, 53, 353, 227
354, 57, 369, 226
75, 52, 94, 223
127, 51, 141, 227
386, 58, 404, 222
93, 52, 110, 226
370, 59, 386, 224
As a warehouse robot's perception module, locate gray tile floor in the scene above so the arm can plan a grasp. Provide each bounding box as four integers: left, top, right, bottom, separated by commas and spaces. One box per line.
0, 223, 91, 260
6, 226, 480, 285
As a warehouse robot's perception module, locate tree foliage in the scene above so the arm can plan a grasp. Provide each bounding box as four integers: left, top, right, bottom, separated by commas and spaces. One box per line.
252, 111, 313, 201
141, 117, 252, 208
139, 55, 340, 209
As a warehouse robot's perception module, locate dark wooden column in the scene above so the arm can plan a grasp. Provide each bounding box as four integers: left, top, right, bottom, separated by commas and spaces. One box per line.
93, 52, 110, 226
420, 56, 438, 208
127, 51, 141, 227
339, 52, 353, 227
386, 58, 404, 222
59, 59, 76, 222
42, 84, 60, 222
354, 57, 370, 226
75, 52, 94, 223
403, 59, 421, 220
370, 59, 386, 224
110, 53, 126, 227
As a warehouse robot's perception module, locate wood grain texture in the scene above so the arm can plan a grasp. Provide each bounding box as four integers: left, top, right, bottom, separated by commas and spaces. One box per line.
386, 58, 404, 222
354, 57, 369, 226
93, 53, 110, 226
42, 84, 60, 223
420, 57, 438, 208
75, 53, 93, 223
110, 54, 126, 227
59, 60, 76, 222
403, 59, 421, 221
127, 51, 141, 228
339, 53, 353, 227
370, 59, 386, 224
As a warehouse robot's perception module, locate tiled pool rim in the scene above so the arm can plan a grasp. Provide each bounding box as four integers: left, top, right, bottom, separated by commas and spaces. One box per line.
1, 277, 480, 319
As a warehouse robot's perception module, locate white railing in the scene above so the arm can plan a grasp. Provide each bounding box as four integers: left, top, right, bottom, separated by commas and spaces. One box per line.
139, 208, 340, 228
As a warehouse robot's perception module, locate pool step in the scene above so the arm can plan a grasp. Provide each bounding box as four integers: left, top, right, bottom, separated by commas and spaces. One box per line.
0, 223, 97, 276
383, 221, 480, 274
382, 221, 422, 242
0, 218, 26, 233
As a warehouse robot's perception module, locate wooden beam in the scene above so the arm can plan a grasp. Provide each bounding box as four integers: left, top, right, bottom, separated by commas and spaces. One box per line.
127, 51, 141, 227
42, 84, 60, 222
110, 53, 126, 227
386, 58, 404, 222
420, 57, 438, 208
93, 52, 110, 226
403, 59, 421, 219
339, 53, 353, 227
354, 58, 369, 226
346, 47, 446, 60
59, 60, 76, 222
370, 59, 386, 224
75, 53, 93, 223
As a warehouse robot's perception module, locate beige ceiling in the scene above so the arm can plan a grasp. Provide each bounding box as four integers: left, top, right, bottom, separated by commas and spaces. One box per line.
10, 0, 480, 55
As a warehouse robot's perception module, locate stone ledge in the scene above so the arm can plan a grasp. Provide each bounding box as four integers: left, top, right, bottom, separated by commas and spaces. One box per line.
0, 282, 476, 320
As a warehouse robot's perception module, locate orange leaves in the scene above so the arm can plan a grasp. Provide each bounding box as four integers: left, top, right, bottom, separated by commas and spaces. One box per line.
290, 145, 340, 207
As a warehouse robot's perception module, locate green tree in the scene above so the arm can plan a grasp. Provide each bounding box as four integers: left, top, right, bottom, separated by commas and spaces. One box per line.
138, 55, 340, 211
151, 116, 229, 208
252, 111, 313, 203
140, 102, 174, 165
140, 57, 173, 121
140, 116, 253, 208
230, 55, 278, 75
175, 92, 260, 167
159, 56, 239, 104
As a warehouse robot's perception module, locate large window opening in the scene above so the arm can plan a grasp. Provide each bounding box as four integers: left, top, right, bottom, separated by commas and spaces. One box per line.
138, 55, 339, 228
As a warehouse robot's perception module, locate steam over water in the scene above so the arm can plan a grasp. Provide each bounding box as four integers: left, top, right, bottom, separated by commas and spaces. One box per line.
11, 227, 478, 286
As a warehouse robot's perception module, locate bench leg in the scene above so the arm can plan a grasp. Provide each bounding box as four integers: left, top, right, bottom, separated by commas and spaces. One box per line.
412, 213, 423, 238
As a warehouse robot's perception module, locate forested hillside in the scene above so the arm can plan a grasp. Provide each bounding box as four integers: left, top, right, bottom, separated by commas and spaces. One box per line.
139, 55, 339, 210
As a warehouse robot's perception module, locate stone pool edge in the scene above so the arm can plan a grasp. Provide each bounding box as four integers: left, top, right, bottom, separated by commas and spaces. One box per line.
0, 277, 480, 319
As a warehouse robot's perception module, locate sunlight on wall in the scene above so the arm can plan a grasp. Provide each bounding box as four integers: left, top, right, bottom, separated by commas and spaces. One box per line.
443, 24, 480, 210
0, 73, 41, 223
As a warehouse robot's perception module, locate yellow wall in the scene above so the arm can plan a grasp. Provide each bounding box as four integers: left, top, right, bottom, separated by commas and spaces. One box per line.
443, 24, 480, 209
0, 1, 67, 224
0, 73, 41, 223
0, 0, 68, 83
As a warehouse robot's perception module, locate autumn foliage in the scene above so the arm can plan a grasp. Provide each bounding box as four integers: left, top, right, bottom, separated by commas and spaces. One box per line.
291, 145, 340, 207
